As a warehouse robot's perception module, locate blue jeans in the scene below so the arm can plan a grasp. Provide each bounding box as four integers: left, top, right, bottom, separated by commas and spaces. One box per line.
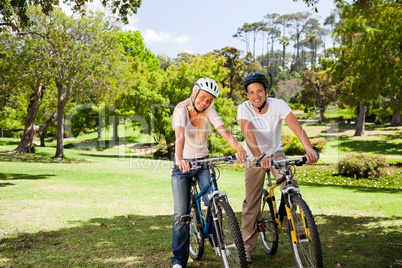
171, 165, 210, 267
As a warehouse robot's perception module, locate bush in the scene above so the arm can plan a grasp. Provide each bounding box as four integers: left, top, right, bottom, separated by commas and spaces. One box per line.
208, 133, 236, 157
310, 138, 327, 153
337, 153, 389, 178
283, 135, 305, 155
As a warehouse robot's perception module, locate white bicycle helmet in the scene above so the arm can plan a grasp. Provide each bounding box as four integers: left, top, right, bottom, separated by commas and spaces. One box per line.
193, 77, 219, 98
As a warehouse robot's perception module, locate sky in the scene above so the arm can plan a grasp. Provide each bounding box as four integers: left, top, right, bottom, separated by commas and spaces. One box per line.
120, 0, 337, 58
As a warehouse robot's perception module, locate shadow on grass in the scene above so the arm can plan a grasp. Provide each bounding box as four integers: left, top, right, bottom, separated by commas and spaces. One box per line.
0, 212, 401, 268
0, 153, 89, 164
299, 181, 400, 194
339, 139, 402, 155
0, 173, 55, 188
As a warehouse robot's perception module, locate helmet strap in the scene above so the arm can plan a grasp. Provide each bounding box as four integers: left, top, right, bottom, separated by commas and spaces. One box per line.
253, 98, 267, 113
191, 89, 207, 114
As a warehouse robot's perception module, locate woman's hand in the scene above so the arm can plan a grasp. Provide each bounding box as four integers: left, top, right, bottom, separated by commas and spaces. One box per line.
305, 147, 318, 164
177, 159, 190, 173
235, 149, 247, 163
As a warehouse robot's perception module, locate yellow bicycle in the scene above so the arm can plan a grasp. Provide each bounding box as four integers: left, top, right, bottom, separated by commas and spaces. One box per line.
255, 149, 323, 268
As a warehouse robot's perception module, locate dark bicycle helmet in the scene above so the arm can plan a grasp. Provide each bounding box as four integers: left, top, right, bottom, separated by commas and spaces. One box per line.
243, 72, 268, 91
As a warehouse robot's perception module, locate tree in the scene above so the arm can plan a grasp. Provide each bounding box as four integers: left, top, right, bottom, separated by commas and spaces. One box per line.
0, 28, 57, 153
300, 70, 337, 122
214, 47, 245, 101
17, 7, 127, 158
279, 36, 290, 69
233, 23, 251, 57
273, 78, 302, 104
325, 0, 401, 134
287, 12, 312, 72
0, 0, 142, 31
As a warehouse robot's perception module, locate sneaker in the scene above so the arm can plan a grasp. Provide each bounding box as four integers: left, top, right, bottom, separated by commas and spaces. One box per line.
172, 264, 182, 268
246, 251, 252, 263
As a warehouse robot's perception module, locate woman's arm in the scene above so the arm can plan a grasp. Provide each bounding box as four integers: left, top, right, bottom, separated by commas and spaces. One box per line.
284, 112, 318, 163
216, 125, 247, 162
174, 126, 190, 172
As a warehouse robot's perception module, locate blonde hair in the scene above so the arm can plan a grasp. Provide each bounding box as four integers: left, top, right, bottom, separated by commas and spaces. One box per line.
172, 86, 215, 144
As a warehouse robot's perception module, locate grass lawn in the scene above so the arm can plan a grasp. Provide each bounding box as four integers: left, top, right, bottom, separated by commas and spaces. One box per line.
0, 146, 401, 267
0, 121, 401, 267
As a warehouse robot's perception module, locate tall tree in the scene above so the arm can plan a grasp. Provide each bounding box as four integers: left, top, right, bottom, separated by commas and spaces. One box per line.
17, 7, 127, 158
287, 12, 312, 72
325, 0, 401, 134
233, 23, 251, 57
0, 28, 57, 153
214, 47, 245, 100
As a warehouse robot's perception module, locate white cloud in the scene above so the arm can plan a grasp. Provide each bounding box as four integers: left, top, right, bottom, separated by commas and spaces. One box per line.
143, 29, 190, 45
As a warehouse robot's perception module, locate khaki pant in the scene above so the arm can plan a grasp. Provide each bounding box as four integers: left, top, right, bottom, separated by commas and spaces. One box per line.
242, 150, 294, 253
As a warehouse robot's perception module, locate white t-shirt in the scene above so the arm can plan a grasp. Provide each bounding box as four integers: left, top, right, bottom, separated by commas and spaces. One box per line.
172, 106, 224, 159
236, 98, 292, 160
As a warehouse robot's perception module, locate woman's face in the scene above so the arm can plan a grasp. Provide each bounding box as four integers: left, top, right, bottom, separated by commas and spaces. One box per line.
246, 83, 267, 107
193, 90, 214, 111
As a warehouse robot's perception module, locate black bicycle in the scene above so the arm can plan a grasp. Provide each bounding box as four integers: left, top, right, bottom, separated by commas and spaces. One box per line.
173, 155, 247, 268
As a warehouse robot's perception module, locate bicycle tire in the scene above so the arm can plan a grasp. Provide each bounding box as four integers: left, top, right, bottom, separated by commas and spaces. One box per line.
189, 190, 204, 260
214, 200, 247, 268
259, 193, 279, 255
288, 195, 323, 268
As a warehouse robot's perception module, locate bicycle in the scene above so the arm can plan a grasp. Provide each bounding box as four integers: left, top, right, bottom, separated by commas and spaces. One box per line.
172, 155, 247, 268
255, 148, 323, 268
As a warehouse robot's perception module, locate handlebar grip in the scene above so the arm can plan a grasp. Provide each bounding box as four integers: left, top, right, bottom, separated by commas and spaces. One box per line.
256, 153, 266, 167
312, 146, 320, 160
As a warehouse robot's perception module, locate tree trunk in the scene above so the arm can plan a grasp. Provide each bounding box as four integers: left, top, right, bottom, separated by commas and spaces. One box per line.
39, 111, 57, 147
113, 117, 119, 144
55, 83, 70, 159
391, 111, 401, 126
12, 85, 45, 153
354, 101, 366, 136
318, 107, 325, 122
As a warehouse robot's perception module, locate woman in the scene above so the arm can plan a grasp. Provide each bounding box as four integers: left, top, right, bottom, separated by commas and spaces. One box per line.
236, 72, 318, 263
171, 77, 246, 268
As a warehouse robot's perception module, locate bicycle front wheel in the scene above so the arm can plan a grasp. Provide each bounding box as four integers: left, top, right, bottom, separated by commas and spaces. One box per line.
259, 192, 279, 255
214, 201, 247, 268
189, 201, 204, 259
288, 195, 323, 268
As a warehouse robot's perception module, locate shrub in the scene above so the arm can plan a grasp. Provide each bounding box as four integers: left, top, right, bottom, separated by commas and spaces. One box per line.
310, 138, 327, 153
208, 133, 236, 157
281, 134, 292, 147
337, 153, 389, 178
283, 135, 305, 155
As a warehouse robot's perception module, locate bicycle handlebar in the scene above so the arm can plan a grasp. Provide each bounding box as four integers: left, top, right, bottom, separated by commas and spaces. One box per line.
172, 155, 237, 170
256, 146, 320, 169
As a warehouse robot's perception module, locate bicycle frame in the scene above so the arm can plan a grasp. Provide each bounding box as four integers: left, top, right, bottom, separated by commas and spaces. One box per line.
189, 165, 228, 241
259, 167, 312, 244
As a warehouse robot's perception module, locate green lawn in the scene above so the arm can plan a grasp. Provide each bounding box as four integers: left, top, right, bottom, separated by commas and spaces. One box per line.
0, 149, 401, 267
0, 121, 401, 267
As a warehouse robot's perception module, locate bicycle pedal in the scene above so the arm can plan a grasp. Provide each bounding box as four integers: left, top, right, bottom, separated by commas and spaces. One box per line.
180, 214, 192, 224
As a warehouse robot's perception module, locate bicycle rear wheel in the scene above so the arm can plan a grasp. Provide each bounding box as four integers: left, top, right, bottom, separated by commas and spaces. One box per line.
259, 190, 279, 255
189, 194, 204, 259
288, 195, 323, 268
214, 200, 247, 268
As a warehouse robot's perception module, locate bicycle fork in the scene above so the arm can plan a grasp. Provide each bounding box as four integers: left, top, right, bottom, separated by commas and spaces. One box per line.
285, 200, 311, 244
